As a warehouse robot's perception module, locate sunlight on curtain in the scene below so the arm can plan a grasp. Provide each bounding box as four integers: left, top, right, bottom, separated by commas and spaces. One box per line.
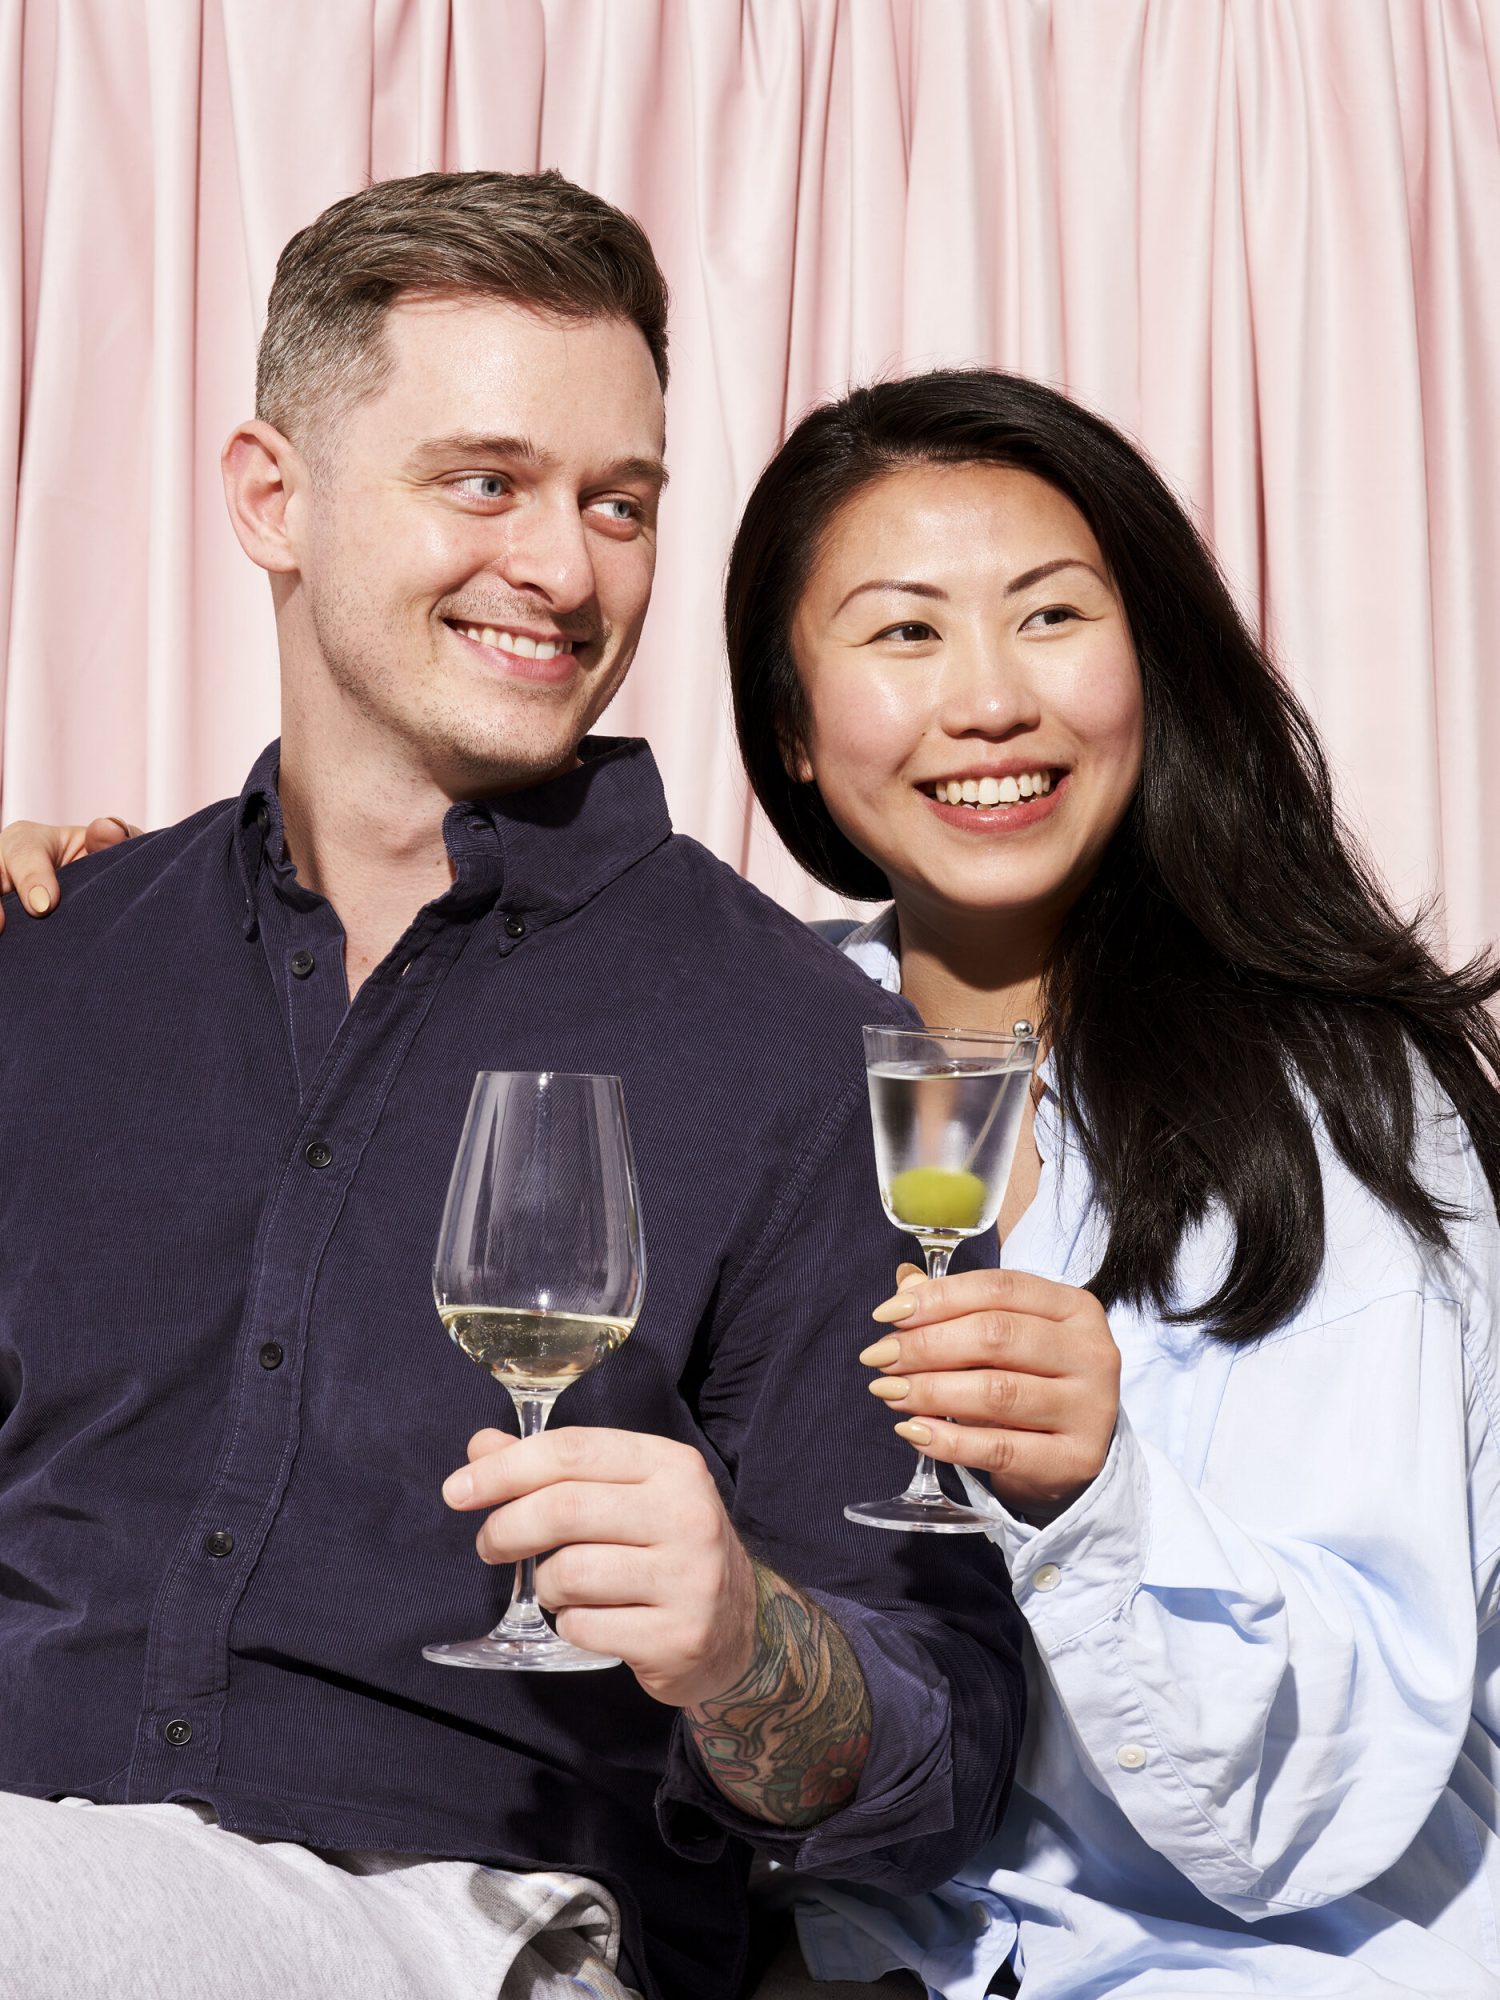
0, 0, 1496, 958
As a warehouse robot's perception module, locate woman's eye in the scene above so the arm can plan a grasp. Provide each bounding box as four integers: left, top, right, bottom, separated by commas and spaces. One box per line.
875, 622, 938, 643
1022, 605, 1078, 631
453, 474, 509, 502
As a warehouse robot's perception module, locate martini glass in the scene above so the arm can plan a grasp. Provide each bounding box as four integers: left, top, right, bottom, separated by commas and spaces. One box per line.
847, 1024, 1037, 1532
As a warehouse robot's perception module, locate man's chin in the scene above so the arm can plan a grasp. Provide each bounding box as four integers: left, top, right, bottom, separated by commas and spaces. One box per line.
422, 728, 590, 802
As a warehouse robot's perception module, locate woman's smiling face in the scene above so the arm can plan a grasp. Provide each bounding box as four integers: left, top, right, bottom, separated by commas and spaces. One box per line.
789, 461, 1145, 941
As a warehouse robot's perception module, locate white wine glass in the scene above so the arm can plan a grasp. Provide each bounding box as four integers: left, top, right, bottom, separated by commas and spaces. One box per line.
424, 1071, 647, 1672
848, 1024, 1038, 1533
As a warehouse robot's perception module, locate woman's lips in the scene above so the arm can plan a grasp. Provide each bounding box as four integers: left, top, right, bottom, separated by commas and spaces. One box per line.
919, 772, 1068, 833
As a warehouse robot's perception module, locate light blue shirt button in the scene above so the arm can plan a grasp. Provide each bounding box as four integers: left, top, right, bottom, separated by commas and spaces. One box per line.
1117, 1743, 1148, 1771
1033, 1562, 1062, 1591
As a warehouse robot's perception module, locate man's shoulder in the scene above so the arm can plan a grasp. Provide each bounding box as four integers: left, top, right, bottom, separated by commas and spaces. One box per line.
629, 833, 912, 1030
0, 798, 239, 965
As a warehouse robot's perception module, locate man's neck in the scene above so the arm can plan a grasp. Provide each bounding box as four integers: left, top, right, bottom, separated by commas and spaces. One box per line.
276, 738, 458, 1000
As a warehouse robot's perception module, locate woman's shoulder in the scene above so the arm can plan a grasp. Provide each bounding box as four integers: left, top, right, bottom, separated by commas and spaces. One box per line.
1306, 1056, 1496, 1326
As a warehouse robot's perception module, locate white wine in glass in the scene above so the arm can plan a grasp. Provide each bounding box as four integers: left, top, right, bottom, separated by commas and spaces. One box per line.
848, 1024, 1037, 1533
424, 1070, 647, 1672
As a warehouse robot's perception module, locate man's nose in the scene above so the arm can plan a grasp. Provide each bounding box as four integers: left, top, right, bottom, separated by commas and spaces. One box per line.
489, 496, 598, 614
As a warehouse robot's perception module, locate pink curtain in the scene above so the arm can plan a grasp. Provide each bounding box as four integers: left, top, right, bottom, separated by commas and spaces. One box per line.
1, 1, 1497, 959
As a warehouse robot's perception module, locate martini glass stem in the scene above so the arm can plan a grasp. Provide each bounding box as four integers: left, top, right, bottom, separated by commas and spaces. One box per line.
897, 1242, 951, 1505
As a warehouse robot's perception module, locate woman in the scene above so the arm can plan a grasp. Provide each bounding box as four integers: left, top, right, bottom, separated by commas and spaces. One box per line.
8, 371, 1500, 1996
723, 371, 1500, 1998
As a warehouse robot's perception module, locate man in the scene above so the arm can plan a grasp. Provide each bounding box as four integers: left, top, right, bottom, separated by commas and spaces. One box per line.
0, 171, 1022, 1999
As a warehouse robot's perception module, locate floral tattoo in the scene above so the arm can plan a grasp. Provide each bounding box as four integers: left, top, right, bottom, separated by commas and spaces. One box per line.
687, 1561, 872, 1825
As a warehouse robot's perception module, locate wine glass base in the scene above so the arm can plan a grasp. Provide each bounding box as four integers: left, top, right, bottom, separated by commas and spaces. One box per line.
422, 1634, 621, 1673
844, 1493, 993, 1534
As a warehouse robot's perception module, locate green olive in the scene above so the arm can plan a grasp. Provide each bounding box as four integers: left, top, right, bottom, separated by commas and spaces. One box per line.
888, 1166, 988, 1230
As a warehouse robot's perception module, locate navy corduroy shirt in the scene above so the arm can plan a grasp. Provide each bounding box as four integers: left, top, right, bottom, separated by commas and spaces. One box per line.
0, 737, 1024, 1999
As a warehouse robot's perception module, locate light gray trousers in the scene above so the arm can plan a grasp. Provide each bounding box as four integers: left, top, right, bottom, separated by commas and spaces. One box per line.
0, 1790, 640, 2000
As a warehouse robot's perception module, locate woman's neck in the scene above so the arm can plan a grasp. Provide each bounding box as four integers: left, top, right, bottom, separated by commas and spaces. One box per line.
894, 897, 1049, 1036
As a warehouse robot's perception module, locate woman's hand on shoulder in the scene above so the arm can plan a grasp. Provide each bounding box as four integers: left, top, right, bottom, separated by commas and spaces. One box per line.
862, 1263, 1122, 1525
0, 817, 139, 932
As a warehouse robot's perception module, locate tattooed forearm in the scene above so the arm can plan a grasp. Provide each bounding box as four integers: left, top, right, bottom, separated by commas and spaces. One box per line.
686, 1560, 872, 1826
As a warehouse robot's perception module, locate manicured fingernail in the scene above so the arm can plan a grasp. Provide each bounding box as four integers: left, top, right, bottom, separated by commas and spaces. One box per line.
27, 887, 50, 914
897, 1271, 927, 1292
442, 1468, 473, 1505
859, 1337, 901, 1367
868, 1377, 909, 1402
872, 1296, 917, 1324
894, 1420, 932, 1445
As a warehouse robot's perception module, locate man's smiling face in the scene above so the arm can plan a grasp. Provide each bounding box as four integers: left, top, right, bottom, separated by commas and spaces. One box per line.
284, 294, 667, 797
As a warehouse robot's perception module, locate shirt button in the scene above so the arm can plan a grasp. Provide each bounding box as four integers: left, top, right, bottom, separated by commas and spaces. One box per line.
164, 1719, 193, 1747
203, 1530, 235, 1558
1032, 1563, 1062, 1592
1117, 1743, 1148, 1771
290, 948, 315, 979
304, 1141, 333, 1169
258, 1342, 284, 1370
503, 915, 526, 940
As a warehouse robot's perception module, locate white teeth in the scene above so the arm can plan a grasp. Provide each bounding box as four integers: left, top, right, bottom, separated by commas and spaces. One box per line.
455, 623, 573, 660
931, 769, 1057, 809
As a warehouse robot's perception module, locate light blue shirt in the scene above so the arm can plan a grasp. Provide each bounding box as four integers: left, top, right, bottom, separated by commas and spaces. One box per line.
799, 906, 1500, 1998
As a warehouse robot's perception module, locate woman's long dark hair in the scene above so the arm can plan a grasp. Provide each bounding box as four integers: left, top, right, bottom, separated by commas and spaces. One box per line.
727, 370, 1500, 1341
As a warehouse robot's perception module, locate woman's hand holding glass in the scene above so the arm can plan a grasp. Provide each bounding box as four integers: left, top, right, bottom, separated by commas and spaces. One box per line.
861, 1263, 1122, 1525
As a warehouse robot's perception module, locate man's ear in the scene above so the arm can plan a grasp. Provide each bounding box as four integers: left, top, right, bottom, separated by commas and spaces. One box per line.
220, 420, 307, 575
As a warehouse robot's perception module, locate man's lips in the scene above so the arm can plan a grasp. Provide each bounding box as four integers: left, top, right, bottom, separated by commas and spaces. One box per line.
443, 618, 588, 685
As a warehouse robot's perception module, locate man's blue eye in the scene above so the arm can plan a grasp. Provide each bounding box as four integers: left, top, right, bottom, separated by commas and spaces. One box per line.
456, 475, 507, 500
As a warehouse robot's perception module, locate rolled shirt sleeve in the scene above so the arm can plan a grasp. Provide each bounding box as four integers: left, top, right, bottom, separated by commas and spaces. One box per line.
966, 1274, 1481, 1916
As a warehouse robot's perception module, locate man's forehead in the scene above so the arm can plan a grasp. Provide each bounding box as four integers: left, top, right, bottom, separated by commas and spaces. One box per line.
375, 295, 665, 449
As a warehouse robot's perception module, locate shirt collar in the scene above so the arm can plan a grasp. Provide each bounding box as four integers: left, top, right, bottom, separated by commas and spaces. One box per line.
838, 904, 903, 992
233, 735, 673, 938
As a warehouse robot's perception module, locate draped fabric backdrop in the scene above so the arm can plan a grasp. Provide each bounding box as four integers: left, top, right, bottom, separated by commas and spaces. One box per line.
1, 0, 1497, 955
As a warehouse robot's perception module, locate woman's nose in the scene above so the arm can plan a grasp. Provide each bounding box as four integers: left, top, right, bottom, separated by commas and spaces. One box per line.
934, 638, 1040, 740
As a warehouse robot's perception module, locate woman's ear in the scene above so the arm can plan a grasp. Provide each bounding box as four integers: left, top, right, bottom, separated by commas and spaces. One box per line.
778, 730, 816, 785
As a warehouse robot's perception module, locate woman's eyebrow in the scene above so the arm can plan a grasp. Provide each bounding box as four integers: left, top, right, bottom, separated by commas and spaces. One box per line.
1006, 557, 1105, 595
834, 579, 948, 616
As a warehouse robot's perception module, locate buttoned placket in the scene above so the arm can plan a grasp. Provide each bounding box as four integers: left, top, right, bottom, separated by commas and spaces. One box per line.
125, 832, 502, 1800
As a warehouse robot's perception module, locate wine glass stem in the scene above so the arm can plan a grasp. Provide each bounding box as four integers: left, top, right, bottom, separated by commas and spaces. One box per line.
494, 1394, 554, 1640
902, 1243, 952, 1504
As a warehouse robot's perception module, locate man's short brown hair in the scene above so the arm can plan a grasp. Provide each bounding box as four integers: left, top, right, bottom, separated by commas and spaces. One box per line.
255, 169, 670, 446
